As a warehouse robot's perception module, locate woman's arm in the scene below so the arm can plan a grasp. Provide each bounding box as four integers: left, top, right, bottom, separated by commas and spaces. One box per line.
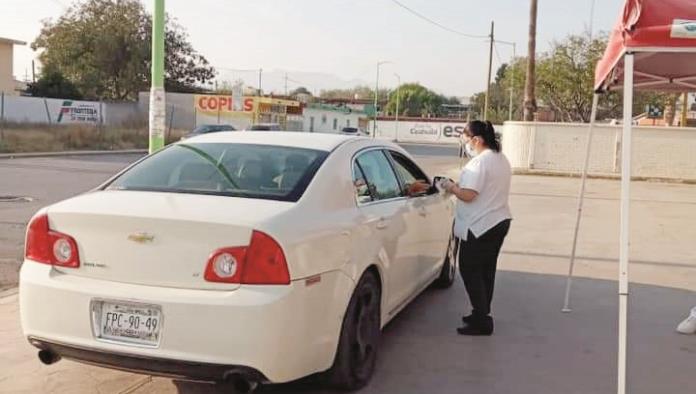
444, 181, 479, 202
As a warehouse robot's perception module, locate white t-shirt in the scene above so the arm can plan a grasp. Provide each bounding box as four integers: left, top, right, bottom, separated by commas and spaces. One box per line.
453, 149, 512, 241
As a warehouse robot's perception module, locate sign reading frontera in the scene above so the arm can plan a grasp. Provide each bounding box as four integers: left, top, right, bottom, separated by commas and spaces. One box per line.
57, 101, 100, 124
671, 19, 696, 39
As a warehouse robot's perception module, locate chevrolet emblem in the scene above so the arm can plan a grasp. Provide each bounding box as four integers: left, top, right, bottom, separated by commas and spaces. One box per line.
128, 232, 155, 244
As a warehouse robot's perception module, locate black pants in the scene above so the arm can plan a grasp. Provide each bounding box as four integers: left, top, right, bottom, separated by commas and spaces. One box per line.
458, 219, 511, 317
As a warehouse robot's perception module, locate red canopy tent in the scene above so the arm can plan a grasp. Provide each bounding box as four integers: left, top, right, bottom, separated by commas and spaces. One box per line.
561, 1, 696, 393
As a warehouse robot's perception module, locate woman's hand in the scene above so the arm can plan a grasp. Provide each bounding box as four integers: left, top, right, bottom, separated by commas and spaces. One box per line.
443, 180, 478, 202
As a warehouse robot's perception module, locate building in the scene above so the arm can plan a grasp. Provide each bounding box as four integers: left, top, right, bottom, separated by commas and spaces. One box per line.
191, 94, 304, 130
0, 37, 26, 95
302, 103, 368, 133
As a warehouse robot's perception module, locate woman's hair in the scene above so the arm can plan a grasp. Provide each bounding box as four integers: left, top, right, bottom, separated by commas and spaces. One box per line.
466, 120, 501, 152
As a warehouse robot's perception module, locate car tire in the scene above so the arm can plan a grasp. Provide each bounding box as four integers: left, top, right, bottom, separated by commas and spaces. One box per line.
433, 233, 457, 289
325, 271, 381, 391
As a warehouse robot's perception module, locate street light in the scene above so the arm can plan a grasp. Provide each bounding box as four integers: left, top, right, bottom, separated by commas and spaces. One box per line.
394, 73, 401, 142
373, 61, 392, 139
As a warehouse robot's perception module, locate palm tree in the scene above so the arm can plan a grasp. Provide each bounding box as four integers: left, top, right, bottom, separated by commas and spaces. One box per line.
523, 0, 538, 121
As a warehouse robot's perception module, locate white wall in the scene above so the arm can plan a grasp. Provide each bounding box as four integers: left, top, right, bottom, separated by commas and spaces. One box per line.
374, 119, 466, 144
303, 107, 363, 133
503, 121, 696, 181
0, 95, 144, 126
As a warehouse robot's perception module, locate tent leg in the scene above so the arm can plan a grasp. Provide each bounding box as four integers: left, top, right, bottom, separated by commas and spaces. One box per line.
617, 53, 634, 394
562, 93, 599, 313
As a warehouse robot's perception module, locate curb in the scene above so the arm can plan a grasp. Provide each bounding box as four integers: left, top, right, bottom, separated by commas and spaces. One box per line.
0, 287, 18, 299
0, 149, 147, 160
512, 169, 696, 185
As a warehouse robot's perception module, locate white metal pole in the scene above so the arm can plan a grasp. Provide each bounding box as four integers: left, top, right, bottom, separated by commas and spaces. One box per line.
509, 43, 516, 121
373, 62, 380, 139
395, 73, 401, 142
562, 93, 599, 313
617, 53, 634, 394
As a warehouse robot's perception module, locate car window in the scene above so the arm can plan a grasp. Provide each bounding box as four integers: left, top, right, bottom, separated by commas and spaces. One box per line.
352, 162, 373, 204
354, 150, 401, 201
388, 151, 429, 196
106, 143, 328, 202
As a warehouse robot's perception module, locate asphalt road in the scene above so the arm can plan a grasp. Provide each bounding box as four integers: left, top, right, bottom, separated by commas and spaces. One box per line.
1, 146, 695, 393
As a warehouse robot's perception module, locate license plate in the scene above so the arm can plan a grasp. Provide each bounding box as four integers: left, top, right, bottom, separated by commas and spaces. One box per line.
92, 300, 162, 347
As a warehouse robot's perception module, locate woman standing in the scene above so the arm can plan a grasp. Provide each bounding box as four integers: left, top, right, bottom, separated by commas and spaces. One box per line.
443, 121, 512, 336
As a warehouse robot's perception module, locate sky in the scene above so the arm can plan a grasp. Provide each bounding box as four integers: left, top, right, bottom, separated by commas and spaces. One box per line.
0, 0, 625, 97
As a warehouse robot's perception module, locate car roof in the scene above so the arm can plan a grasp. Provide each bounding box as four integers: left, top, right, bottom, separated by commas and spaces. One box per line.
178, 131, 362, 152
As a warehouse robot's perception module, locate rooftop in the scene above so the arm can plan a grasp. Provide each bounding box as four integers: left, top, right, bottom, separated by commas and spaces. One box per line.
0, 37, 27, 46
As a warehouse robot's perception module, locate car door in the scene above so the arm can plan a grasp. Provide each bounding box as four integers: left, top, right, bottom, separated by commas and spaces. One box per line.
387, 150, 452, 286
352, 149, 411, 313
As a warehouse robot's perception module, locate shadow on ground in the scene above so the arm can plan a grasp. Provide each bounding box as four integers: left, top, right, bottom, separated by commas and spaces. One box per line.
166, 271, 695, 394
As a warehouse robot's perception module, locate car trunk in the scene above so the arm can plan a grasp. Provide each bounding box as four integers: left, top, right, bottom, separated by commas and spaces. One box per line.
45, 190, 294, 290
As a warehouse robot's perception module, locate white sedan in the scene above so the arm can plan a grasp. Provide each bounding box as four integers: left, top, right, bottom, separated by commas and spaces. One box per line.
19, 132, 456, 392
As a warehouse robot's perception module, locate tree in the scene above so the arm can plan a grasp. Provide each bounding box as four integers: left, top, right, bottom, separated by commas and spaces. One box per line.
383, 83, 458, 118
27, 65, 82, 100
32, 0, 214, 100
472, 32, 673, 123
290, 86, 312, 96
523, 0, 538, 121
535, 34, 605, 122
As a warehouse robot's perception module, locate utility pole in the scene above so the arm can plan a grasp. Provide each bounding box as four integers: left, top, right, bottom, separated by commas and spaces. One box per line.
31, 60, 36, 83
258, 68, 263, 96
284, 73, 288, 96
524, 0, 539, 121
484, 21, 495, 122
149, 0, 166, 154
589, 0, 596, 40
394, 73, 401, 142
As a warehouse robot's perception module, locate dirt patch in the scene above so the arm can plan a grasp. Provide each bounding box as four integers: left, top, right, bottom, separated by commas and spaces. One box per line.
0, 123, 186, 153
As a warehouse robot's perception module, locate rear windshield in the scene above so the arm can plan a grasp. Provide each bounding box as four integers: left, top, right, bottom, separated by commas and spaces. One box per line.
105, 143, 328, 202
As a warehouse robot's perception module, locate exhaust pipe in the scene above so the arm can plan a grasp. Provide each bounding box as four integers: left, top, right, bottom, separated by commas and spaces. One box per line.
38, 350, 61, 365
224, 373, 258, 394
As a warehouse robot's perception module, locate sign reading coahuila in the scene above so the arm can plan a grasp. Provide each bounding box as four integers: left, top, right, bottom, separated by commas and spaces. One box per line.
57, 101, 100, 124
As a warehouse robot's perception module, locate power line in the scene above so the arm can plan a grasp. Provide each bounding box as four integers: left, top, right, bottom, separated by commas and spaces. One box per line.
389, 0, 488, 39
493, 42, 503, 66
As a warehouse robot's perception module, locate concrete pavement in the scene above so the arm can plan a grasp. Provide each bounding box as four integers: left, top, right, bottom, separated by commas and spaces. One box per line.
1, 148, 695, 393
2, 272, 694, 394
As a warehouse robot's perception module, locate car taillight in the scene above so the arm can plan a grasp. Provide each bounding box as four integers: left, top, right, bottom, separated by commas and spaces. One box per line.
204, 230, 290, 285
25, 214, 80, 268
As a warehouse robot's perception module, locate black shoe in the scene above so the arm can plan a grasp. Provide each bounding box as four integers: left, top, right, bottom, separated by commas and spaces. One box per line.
457, 316, 494, 336
461, 314, 475, 324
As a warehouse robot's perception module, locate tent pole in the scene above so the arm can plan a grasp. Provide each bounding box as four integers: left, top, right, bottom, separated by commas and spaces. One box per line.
617, 53, 634, 394
562, 93, 599, 313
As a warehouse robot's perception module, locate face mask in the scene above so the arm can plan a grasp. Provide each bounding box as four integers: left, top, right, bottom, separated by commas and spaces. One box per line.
465, 142, 478, 158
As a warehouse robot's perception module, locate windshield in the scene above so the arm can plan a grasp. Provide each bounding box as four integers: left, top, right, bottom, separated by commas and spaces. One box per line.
105, 143, 328, 202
